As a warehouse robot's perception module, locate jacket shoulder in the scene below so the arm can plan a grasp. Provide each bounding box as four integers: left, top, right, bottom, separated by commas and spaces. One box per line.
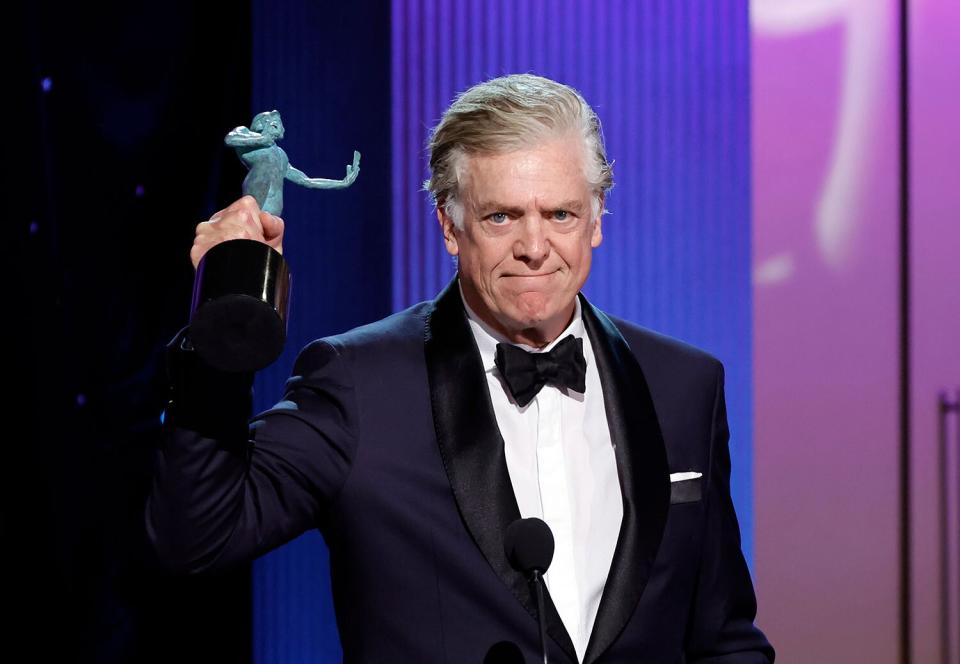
604, 313, 724, 383
290, 300, 432, 375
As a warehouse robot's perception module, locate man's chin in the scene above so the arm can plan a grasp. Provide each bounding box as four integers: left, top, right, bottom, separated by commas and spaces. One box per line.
502, 299, 575, 334
506, 300, 553, 325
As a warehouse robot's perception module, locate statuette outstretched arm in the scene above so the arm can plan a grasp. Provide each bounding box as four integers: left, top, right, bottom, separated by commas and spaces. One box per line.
285, 150, 361, 189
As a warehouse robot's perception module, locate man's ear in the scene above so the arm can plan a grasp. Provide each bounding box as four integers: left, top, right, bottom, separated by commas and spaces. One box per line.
437, 205, 460, 256
590, 196, 604, 248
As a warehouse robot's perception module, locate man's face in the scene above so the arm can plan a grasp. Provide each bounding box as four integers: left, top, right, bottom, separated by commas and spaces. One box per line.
438, 133, 603, 346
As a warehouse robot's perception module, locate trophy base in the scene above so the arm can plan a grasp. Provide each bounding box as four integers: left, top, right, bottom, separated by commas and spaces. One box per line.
190, 239, 291, 373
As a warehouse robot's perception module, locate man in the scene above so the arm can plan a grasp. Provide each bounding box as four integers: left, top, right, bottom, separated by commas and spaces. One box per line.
149, 74, 774, 663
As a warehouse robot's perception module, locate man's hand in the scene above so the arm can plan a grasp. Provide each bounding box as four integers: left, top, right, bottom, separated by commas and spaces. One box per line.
190, 195, 284, 270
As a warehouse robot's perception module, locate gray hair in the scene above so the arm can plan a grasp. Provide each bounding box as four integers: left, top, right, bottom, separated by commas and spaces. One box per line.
424, 74, 614, 229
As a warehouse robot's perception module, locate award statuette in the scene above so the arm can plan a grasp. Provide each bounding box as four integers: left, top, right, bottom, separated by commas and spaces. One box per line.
189, 110, 360, 372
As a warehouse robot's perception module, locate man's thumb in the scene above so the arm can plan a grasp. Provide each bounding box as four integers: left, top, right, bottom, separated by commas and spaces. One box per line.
260, 211, 284, 240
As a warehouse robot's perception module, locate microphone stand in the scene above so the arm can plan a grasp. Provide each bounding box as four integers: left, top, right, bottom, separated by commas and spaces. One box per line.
530, 570, 549, 664
504, 516, 554, 664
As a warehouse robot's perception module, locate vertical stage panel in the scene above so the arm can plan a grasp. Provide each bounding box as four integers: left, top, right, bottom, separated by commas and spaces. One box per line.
250, 1, 392, 662
752, 1, 902, 661
392, 0, 755, 563
908, 1, 960, 662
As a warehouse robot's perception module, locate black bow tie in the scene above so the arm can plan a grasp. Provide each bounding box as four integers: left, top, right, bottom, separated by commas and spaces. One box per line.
494, 335, 587, 407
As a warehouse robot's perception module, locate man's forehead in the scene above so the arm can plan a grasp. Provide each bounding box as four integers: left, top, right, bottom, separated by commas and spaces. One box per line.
464, 172, 592, 207
472, 196, 590, 212
461, 142, 589, 197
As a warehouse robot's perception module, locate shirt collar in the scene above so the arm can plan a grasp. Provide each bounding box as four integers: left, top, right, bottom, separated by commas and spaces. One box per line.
459, 278, 585, 373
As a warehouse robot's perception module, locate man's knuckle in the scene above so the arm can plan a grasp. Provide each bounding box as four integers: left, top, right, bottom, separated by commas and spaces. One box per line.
240, 196, 260, 214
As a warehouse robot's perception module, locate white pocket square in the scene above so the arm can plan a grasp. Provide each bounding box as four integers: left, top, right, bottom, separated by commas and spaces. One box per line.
669, 471, 702, 482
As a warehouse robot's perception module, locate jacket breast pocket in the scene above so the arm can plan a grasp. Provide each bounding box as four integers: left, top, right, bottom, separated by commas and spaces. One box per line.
669, 476, 702, 504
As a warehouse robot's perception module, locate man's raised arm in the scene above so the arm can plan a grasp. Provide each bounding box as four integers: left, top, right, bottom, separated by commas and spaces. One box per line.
146, 197, 357, 574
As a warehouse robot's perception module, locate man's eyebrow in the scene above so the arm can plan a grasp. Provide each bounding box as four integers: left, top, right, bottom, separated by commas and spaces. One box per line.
475, 201, 587, 214
545, 200, 587, 213
475, 202, 526, 216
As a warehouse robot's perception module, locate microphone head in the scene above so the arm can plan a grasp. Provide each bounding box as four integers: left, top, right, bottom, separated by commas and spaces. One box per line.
504, 517, 555, 575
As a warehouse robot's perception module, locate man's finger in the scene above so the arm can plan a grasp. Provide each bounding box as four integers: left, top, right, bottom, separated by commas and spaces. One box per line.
209, 195, 260, 223
260, 211, 284, 240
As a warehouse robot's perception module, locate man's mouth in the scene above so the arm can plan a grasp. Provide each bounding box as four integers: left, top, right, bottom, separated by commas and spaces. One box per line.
502, 270, 558, 278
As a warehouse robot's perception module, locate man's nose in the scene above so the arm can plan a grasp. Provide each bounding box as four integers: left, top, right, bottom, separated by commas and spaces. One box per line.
513, 216, 550, 264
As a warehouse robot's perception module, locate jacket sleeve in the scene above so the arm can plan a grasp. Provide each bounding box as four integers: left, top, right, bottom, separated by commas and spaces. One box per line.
684, 362, 776, 663
145, 325, 358, 574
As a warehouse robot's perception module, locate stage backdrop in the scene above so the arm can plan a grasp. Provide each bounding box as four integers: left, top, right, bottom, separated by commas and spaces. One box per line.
252, 1, 755, 661
752, 0, 960, 662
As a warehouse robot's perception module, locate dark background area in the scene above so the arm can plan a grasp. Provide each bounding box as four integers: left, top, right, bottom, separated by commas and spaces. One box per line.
15, 2, 252, 660
13, 0, 392, 659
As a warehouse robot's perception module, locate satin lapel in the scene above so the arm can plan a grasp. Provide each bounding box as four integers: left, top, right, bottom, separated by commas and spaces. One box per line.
580, 296, 671, 664
424, 278, 578, 662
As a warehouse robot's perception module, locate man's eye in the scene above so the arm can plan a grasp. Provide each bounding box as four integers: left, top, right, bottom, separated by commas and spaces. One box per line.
553, 210, 570, 221
487, 212, 509, 224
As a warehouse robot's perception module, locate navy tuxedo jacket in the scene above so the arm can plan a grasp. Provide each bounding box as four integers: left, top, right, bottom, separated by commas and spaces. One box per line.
148, 278, 774, 663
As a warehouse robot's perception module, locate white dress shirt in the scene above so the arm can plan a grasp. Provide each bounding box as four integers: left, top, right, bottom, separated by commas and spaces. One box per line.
460, 285, 623, 662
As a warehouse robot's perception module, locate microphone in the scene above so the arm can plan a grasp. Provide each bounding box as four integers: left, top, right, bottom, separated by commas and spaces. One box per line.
504, 518, 555, 664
